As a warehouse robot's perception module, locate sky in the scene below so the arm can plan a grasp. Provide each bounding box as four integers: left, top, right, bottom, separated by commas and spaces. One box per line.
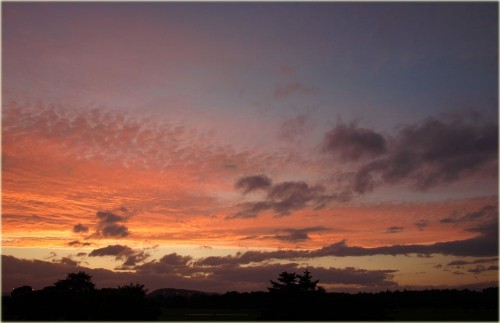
2, 2, 498, 294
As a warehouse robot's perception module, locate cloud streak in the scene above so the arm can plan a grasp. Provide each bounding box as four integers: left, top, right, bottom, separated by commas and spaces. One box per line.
273, 226, 329, 242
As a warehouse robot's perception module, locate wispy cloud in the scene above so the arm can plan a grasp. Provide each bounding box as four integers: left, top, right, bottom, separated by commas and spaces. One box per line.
274, 82, 318, 99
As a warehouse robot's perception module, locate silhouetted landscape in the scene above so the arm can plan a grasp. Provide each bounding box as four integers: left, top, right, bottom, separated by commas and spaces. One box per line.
2, 271, 498, 321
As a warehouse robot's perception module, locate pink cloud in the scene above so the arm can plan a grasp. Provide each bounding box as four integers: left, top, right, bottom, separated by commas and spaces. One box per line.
273, 82, 319, 99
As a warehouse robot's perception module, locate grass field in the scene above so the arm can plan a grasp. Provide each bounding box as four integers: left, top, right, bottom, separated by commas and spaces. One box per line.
386, 307, 498, 321
157, 306, 498, 321
158, 308, 262, 321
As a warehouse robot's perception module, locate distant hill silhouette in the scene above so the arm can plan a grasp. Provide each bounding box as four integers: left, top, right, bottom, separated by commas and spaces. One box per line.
147, 288, 220, 298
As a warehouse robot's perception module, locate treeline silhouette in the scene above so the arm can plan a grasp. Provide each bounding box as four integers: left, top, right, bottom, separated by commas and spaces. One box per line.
3, 272, 160, 320
2, 270, 498, 321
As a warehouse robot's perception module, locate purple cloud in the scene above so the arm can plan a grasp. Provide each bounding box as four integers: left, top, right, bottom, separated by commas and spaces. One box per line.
322, 122, 387, 161
235, 175, 272, 194
230, 177, 338, 219
323, 114, 498, 193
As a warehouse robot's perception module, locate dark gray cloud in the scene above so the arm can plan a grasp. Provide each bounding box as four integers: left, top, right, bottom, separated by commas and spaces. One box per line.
89, 209, 132, 238
96, 211, 126, 224
414, 220, 428, 231
89, 245, 134, 258
73, 223, 89, 233
89, 244, 151, 269
322, 122, 387, 161
386, 226, 404, 234
159, 253, 193, 266
118, 251, 151, 269
326, 115, 498, 193
274, 226, 329, 242
101, 224, 129, 238
230, 178, 337, 219
138, 253, 194, 275
235, 175, 272, 194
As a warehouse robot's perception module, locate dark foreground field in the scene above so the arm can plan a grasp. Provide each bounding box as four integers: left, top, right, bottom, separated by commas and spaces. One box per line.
3, 286, 498, 321
2, 271, 498, 321
150, 288, 499, 321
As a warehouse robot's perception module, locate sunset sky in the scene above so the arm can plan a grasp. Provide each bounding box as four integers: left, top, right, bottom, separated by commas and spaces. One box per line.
2, 2, 498, 294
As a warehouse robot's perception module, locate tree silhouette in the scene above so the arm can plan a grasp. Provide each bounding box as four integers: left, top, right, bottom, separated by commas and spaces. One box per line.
10, 286, 33, 298
268, 271, 299, 294
265, 270, 328, 319
53, 271, 95, 293
268, 270, 325, 295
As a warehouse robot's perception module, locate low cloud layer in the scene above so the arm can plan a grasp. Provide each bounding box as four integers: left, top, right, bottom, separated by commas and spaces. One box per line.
199, 215, 498, 266
323, 114, 498, 193
0, 254, 399, 294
